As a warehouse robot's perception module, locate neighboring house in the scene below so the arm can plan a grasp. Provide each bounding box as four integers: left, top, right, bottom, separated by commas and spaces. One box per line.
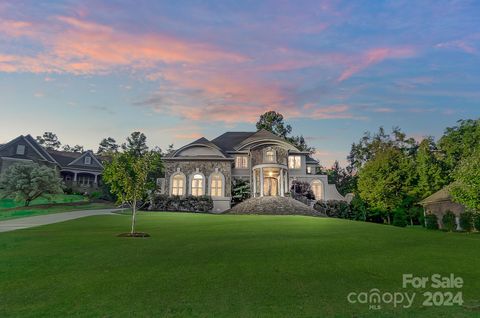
162, 129, 345, 212
419, 187, 465, 229
0, 135, 103, 193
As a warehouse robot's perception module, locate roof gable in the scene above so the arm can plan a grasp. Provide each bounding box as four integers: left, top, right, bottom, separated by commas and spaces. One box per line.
172, 137, 228, 158
0, 135, 58, 164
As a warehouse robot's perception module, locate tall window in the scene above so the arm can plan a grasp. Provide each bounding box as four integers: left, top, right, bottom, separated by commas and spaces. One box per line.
84, 156, 92, 165
210, 174, 223, 197
191, 174, 204, 196
172, 174, 185, 196
288, 156, 301, 169
311, 180, 323, 200
265, 148, 275, 162
235, 156, 248, 168
307, 166, 312, 174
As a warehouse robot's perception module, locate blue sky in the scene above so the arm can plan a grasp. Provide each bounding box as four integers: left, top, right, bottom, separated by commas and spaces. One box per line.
0, 0, 479, 166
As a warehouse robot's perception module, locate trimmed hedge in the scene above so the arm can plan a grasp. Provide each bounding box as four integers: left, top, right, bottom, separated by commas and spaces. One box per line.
151, 194, 213, 212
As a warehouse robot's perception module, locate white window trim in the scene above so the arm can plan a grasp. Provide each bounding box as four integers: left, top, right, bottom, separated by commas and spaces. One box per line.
189, 172, 206, 196
84, 156, 92, 165
235, 155, 248, 169
288, 155, 301, 169
311, 179, 324, 201
264, 148, 276, 163
209, 172, 225, 197
170, 172, 186, 196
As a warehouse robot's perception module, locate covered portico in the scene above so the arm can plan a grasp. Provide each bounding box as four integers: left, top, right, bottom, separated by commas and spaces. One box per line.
252, 164, 288, 197
60, 169, 102, 189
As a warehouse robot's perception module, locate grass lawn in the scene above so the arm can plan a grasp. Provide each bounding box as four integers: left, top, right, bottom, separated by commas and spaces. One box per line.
0, 194, 87, 209
0, 213, 479, 317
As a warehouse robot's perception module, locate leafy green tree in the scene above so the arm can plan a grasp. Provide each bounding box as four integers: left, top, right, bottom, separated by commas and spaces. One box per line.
103, 151, 162, 234
122, 132, 148, 157
232, 179, 250, 205
62, 144, 84, 153
415, 137, 447, 198
438, 119, 480, 172
357, 147, 414, 224
256, 111, 292, 138
0, 163, 63, 206
348, 126, 417, 170
450, 148, 480, 212
36, 132, 61, 150
392, 208, 408, 227
326, 160, 357, 196
287, 135, 315, 154
97, 137, 119, 155
459, 212, 474, 232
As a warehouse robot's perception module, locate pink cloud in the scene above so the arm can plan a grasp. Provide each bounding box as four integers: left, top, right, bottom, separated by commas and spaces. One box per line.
337, 47, 416, 82
0, 16, 247, 75
372, 107, 395, 113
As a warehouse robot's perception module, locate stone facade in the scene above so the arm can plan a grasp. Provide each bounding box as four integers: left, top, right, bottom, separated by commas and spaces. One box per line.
250, 145, 288, 167
165, 160, 232, 197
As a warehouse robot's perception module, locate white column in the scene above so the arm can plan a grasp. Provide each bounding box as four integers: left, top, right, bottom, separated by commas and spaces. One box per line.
73, 172, 77, 182
94, 174, 98, 184
260, 168, 264, 197
280, 169, 284, 197
252, 169, 257, 198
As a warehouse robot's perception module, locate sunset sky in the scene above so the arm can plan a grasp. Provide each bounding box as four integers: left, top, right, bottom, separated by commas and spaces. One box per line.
0, 0, 479, 166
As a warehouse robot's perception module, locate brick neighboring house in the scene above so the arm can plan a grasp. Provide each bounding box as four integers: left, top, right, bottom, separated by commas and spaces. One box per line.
0, 135, 104, 194
162, 129, 346, 212
419, 187, 466, 230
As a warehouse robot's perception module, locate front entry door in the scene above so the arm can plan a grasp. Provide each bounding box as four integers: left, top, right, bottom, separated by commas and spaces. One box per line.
263, 177, 278, 196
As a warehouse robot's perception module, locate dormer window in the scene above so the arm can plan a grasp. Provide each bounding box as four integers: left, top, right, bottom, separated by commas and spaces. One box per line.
16, 145, 25, 155
84, 156, 91, 165
264, 148, 276, 163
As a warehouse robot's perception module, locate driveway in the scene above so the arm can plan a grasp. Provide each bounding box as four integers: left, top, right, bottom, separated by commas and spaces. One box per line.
0, 209, 120, 233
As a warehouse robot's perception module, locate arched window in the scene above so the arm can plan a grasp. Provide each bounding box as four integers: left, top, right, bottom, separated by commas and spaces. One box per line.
210, 173, 223, 197
311, 180, 324, 200
191, 174, 204, 196
171, 174, 185, 196
264, 148, 276, 163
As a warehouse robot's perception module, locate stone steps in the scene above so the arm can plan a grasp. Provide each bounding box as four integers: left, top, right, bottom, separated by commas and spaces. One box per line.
226, 196, 326, 217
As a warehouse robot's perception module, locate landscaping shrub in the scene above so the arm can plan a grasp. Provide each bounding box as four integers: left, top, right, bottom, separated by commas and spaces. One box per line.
152, 194, 213, 212
290, 180, 315, 204
392, 209, 408, 227
475, 213, 480, 232
459, 211, 474, 232
313, 200, 352, 219
425, 214, 439, 230
442, 210, 457, 231
232, 179, 250, 206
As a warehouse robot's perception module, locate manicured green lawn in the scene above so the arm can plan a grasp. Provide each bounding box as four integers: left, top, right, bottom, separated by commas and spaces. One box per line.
0, 213, 479, 317
0, 194, 86, 209
0, 201, 116, 220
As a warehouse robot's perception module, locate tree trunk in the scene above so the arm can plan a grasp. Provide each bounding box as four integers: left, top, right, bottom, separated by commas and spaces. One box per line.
25, 200, 30, 207
131, 198, 137, 234
410, 218, 413, 226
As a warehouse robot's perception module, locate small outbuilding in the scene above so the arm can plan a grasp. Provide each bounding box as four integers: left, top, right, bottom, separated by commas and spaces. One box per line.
419, 187, 465, 229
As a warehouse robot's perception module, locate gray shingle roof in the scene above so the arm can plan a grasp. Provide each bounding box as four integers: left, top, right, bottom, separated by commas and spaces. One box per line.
211, 132, 255, 152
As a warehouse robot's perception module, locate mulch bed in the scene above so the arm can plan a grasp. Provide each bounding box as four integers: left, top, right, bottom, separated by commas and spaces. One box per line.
117, 232, 151, 238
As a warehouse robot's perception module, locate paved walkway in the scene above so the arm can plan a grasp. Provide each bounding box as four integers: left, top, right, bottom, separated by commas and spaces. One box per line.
0, 209, 120, 233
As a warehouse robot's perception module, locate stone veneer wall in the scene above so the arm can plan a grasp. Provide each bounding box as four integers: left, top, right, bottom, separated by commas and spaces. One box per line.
424, 200, 465, 229
164, 160, 232, 197
250, 145, 288, 167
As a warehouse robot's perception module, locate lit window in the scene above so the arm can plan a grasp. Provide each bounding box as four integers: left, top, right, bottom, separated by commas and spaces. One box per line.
311, 180, 323, 200
16, 145, 25, 155
307, 166, 312, 174
235, 156, 248, 168
210, 174, 223, 196
172, 174, 184, 196
265, 149, 275, 162
84, 156, 92, 165
191, 174, 204, 196
288, 156, 301, 169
